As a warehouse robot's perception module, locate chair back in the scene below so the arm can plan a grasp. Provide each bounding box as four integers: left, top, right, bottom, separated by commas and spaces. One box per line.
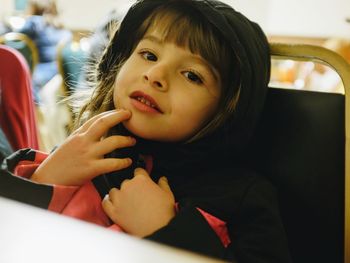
246, 43, 350, 263
57, 40, 88, 95
0, 45, 39, 150
0, 32, 39, 73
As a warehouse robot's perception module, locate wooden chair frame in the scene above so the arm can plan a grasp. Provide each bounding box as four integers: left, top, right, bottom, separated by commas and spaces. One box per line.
0, 32, 39, 73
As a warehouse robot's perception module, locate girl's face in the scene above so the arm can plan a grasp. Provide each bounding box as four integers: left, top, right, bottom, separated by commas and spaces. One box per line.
113, 30, 221, 142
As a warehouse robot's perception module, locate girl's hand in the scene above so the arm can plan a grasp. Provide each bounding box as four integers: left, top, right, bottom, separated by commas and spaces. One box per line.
102, 168, 176, 237
31, 109, 135, 186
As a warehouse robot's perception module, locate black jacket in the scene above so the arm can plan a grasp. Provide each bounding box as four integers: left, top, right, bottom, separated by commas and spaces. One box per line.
1, 148, 292, 263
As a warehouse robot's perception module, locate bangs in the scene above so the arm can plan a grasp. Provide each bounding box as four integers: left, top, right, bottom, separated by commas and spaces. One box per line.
146, 9, 215, 57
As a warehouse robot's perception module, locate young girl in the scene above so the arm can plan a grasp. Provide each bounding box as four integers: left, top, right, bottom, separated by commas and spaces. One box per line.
1, 0, 292, 262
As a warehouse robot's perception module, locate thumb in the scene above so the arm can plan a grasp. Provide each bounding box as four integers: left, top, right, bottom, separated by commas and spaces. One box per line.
158, 176, 172, 193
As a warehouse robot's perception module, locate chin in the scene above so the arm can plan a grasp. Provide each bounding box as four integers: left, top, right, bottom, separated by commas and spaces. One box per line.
122, 121, 185, 142
122, 121, 158, 140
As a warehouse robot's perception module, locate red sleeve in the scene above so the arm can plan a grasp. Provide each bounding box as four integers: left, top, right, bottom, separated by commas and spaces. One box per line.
12, 149, 79, 213
13, 150, 48, 179
196, 207, 231, 248
173, 203, 231, 248
48, 184, 79, 213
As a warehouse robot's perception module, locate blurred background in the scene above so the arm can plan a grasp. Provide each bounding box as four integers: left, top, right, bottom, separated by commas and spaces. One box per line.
2, 0, 349, 37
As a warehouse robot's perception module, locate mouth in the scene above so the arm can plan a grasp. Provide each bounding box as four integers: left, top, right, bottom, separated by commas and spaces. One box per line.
130, 91, 163, 113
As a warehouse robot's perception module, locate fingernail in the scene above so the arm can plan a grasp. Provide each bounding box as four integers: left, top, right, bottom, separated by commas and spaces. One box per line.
122, 109, 131, 113
117, 108, 129, 114
130, 137, 136, 144
103, 194, 110, 201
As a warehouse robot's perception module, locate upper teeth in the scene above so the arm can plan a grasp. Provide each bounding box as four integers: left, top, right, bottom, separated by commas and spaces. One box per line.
137, 97, 156, 108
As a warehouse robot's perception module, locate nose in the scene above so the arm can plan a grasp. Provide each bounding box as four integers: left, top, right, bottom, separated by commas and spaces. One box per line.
143, 64, 168, 91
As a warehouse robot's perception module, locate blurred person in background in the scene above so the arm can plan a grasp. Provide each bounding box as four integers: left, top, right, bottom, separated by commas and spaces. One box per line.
17, 0, 72, 103
0, 21, 11, 35
79, 8, 126, 89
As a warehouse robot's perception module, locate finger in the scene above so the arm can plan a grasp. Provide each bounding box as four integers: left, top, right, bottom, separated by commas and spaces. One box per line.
158, 177, 172, 193
108, 188, 121, 202
92, 158, 132, 175
85, 110, 131, 140
95, 135, 136, 156
76, 110, 118, 134
102, 195, 117, 220
133, 167, 150, 179
120, 179, 130, 189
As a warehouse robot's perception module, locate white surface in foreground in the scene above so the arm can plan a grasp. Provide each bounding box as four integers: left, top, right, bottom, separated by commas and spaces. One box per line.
0, 196, 224, 263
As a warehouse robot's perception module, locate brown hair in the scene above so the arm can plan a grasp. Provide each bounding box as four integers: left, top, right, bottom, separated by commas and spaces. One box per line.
74, 1, 239, 141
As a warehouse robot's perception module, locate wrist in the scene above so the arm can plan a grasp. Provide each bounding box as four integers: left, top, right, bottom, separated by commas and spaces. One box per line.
139, 208, 176, 238
30, 169, 45, 183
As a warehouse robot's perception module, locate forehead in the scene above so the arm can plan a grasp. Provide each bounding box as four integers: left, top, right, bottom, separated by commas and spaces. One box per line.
141, 10, 205, 54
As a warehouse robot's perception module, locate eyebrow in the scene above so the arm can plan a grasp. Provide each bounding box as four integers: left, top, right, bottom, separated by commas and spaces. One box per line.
141, 34, 220, 82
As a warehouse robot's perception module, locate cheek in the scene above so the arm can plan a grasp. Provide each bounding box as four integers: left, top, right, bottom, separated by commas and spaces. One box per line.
113, 67, 132, 108
174, 88, 218, 118
113, 86, 119, 107
113, 79, 126, 109
172, 97, 217, 132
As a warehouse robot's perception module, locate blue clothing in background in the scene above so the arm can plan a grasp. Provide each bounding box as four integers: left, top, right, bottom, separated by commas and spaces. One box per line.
19, 15, 72, 103
0, 127, 12, 163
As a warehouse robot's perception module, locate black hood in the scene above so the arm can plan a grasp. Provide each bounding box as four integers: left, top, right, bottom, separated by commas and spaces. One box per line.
98, 0, 270, 152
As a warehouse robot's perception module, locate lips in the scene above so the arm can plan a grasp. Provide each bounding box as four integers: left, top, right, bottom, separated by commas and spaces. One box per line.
130, 91, 163, 113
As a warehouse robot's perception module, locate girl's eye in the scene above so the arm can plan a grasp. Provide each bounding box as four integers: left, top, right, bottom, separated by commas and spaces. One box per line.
184, 71, 203, 84
140, 51, 157, 61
